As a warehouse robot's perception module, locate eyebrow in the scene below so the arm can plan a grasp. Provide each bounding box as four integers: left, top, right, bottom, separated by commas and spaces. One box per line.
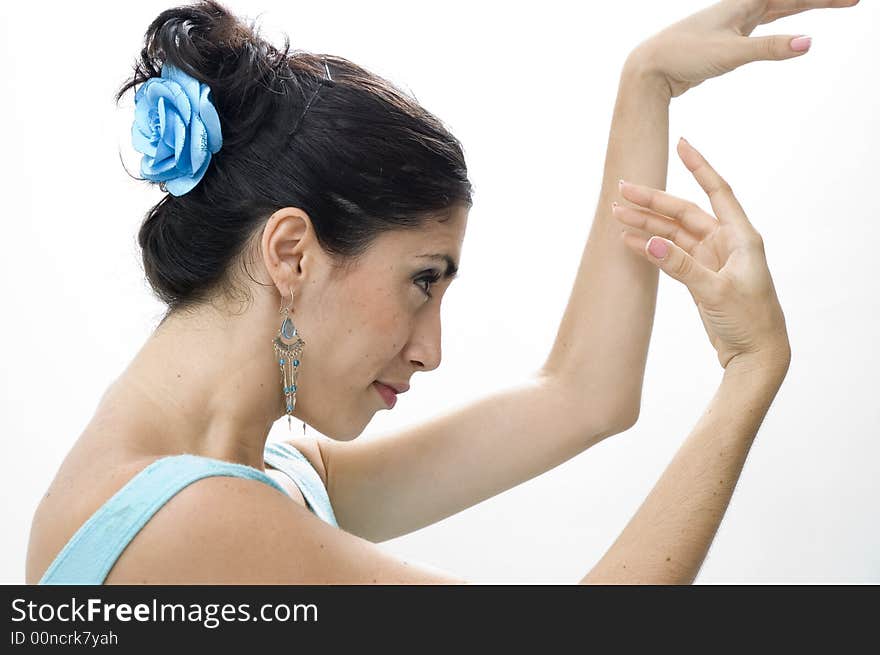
416, 254, 459, 280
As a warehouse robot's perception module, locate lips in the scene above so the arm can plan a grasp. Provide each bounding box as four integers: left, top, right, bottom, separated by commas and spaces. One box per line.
377, 380, 409, 394
373, 381, 398, 408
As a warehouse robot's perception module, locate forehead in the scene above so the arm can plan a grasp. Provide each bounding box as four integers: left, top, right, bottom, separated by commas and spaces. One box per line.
376, 205, 467, 259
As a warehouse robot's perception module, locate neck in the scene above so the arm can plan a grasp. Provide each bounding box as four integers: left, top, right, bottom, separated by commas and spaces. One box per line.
100, 302, 286, 470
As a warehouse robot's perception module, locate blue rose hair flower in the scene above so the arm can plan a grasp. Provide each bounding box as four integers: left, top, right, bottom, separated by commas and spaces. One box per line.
131, 62, 223, 196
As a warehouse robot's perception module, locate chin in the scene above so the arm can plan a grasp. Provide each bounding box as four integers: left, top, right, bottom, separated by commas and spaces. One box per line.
292, 390, 372, 441
306, 413, 366, 442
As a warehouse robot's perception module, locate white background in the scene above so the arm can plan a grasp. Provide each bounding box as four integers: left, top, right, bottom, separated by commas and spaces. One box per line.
1, 0, 877, 584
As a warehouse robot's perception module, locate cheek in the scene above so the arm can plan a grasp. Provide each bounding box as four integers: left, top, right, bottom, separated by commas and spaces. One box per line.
365, 300, 408, 357
334, 282, 410, 372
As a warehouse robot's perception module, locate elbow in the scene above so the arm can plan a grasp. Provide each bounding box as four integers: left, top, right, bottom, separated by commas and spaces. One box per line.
611, 385, 644, 433
608, 402, 640, 434
534, 367, 641, 436
591, 404, 639, 443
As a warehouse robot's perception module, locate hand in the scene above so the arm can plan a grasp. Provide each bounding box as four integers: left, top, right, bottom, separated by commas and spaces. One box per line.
626, 0, 861, 99
613, 138, 791, 374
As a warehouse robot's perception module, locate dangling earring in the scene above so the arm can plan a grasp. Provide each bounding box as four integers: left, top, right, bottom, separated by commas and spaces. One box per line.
273, 288, 307, 434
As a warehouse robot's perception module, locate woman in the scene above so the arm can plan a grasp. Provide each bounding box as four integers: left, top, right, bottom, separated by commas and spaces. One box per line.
25, 0, 857, 585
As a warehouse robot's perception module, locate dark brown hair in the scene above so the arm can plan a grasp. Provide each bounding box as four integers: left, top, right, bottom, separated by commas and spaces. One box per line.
117, 0, 473, 320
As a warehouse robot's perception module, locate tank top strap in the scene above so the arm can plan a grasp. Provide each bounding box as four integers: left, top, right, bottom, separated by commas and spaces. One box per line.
38, 454, 288, 585
263, 441, 339, 528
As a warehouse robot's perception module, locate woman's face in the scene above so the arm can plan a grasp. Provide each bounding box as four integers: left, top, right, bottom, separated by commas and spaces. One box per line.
289, 206, 468, 440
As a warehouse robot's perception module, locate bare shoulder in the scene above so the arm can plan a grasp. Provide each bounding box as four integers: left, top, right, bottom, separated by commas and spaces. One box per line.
104, 473, 469, 585
26, 449, 162, 584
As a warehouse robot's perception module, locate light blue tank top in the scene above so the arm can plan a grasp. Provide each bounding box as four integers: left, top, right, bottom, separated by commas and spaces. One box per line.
38, 441, 338, 585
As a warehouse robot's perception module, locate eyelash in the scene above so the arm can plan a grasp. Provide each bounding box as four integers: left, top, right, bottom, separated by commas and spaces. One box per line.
415, 271, 442, 298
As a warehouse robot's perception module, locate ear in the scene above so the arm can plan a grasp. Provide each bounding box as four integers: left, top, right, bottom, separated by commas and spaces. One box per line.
261, 206, 315, 295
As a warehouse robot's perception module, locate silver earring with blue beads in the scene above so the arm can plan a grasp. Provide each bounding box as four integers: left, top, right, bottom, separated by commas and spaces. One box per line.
274, 288, 305, 434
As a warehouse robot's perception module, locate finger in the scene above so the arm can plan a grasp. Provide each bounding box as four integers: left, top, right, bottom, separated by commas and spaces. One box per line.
735, 33, 813, 62
612, 202, 704, 254
621, 233, 718, 300
675, 138, 752, 230
618, 180, 718, 238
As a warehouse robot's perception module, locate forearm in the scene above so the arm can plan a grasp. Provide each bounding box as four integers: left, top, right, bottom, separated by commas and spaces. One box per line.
579, 362, 787, 584
540, 56, 672, 427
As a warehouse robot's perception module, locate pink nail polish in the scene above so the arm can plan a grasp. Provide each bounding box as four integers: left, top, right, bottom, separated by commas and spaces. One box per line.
790, 36, 811, 52
647, 237, 668, 259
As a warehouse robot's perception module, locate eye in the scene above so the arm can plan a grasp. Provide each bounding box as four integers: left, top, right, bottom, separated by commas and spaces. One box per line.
414, 270, 442, 298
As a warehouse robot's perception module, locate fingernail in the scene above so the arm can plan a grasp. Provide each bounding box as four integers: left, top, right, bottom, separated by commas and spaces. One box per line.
680, 136, 689, 145
647, 237, 668, 259
790, 36, 811, 52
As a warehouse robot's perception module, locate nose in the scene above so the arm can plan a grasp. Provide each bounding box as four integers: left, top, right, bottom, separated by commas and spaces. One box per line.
405, 301, 442, 372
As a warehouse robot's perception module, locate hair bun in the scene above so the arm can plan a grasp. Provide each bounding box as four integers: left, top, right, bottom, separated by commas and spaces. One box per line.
117, 0, 295, 151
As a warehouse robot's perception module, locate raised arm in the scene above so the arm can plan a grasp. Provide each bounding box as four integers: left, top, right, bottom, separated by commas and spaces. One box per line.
314, 0, 856, 544
538, 54, 670, 423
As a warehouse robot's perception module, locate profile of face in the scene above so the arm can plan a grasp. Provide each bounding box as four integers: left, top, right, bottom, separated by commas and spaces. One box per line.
261, 204, 468, 440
